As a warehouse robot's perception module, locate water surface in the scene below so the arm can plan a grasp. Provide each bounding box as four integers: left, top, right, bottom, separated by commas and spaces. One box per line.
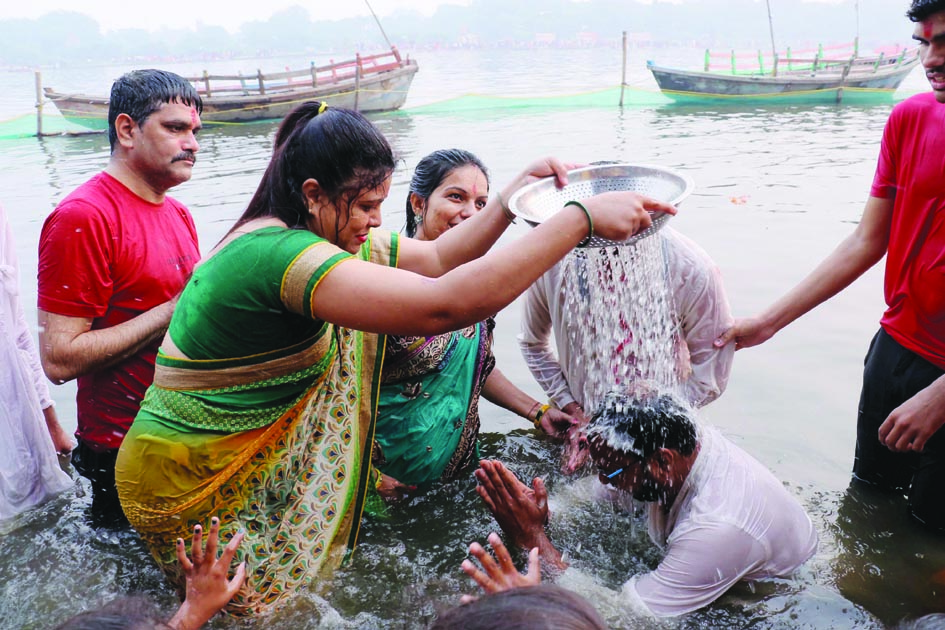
0, 47, 940, 628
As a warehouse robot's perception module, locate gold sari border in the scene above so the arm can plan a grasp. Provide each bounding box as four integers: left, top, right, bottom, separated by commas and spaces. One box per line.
154, 333, 334, 390
282, 242, 351, 317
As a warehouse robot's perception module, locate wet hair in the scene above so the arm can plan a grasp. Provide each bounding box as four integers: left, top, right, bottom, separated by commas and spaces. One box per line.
405, 148, 489, 237
107, 69, 202, 153
231, 101, 395, 240
586, 391, 697, 460
908, 0, 945, 21
52, 596, 169, 630
430, 585, 607, 630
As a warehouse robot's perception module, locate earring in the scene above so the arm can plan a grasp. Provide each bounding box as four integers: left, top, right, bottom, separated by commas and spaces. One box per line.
415, 212, 423, 225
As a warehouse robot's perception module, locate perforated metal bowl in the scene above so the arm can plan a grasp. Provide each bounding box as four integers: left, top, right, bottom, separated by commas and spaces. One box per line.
507, 163, 694, 247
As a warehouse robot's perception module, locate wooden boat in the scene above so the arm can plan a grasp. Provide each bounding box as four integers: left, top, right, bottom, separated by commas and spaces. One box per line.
43, 46, 418, 127
647, 46, 920, 103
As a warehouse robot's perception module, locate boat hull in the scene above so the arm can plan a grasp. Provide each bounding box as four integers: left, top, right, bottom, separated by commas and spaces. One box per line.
44, 59, 418, 127
647, 56, 919, 103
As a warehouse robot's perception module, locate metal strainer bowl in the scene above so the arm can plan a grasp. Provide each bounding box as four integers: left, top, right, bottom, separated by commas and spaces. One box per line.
507, 163, 694, 247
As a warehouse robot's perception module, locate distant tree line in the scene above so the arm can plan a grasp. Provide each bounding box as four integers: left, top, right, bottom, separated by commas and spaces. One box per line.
0, 0, 915, 67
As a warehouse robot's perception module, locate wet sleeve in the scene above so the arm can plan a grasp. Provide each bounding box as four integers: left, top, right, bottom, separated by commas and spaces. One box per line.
37, 200, 115, 319
870, 106, 900, 199
668, 235, 735, 407
1, 207, 53, 409
518, 275, 576, 409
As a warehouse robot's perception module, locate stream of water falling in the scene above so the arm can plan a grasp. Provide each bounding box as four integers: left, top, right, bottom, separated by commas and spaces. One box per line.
562, 234, 681, 416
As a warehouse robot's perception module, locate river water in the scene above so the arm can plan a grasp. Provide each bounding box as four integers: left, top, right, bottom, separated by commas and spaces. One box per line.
0, 46, 941, 628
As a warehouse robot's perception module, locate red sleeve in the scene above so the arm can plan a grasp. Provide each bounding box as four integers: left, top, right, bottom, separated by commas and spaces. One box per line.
37, 200, 115, 319
870, 107, 900, 200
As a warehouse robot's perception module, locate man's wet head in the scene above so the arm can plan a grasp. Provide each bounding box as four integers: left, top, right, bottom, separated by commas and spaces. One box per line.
585, 392, 698, 503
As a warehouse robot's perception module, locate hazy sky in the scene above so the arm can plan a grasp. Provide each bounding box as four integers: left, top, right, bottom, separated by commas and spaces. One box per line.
7, 0, 472, 32
8, 0, 847, 33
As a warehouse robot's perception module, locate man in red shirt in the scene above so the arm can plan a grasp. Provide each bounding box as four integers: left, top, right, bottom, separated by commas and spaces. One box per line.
38, 69, 202, 526
716, 0, 945, 532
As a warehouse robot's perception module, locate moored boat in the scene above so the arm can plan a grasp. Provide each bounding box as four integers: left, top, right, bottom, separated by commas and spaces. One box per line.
647, 46, 920, 103
44, 46, 418, 127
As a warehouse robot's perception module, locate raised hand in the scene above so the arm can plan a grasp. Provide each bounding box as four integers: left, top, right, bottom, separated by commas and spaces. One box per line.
459, 532, 541, 603
474, 460, 549, 550
168, 517, 246, 630
500, 157, 577, 203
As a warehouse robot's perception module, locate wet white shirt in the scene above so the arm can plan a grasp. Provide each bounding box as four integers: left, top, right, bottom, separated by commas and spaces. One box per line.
625, 426, 818, 617
558, 426, 817, 619
518, 227, 734, 410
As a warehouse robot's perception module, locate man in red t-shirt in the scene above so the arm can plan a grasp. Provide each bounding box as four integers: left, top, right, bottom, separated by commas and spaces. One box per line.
716, 0, 945, 532
38, 69, 202, 526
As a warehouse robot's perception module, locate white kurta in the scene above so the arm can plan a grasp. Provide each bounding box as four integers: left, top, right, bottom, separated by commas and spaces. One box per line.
627, 426, 818, 616
559, 426, 818, 619
518, 227, 734, 410
0, 205, 73, 521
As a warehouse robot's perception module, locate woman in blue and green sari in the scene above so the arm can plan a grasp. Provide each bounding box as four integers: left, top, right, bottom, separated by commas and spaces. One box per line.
374, 150, 577, 494
114, 102, 674, 616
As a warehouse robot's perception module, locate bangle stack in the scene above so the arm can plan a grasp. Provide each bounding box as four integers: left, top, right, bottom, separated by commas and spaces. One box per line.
531, 403, 551, 430
497, 191, 517, 224
564, 200, 594, 247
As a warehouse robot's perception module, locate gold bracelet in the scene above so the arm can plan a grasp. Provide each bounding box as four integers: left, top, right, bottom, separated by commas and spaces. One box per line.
564, 200, 594, 247
497, 191, 517, 224
532, 403, 551, 430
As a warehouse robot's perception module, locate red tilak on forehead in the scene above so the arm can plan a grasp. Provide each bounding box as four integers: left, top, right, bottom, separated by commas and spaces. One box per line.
925, 20, 934, 40
190, 107, 198, 126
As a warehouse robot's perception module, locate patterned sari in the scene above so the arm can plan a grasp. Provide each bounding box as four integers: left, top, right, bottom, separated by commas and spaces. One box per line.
373, 318, 495, 486
116, 228, 398, 615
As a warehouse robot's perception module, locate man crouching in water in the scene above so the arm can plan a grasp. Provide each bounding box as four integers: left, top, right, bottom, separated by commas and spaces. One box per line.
461, 392, 817, 618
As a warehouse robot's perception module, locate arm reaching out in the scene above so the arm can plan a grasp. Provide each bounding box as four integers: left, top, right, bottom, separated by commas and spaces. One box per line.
715, 195, 892, 351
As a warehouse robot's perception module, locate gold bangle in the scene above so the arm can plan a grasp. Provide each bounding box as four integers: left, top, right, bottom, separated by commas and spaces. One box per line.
497, 191, 517, 224
564, 200, 593, 247
532, 403, 551, 430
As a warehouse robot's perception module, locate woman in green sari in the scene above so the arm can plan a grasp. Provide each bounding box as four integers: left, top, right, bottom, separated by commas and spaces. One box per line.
115, 101, 675, 616
374, 149, 576, 495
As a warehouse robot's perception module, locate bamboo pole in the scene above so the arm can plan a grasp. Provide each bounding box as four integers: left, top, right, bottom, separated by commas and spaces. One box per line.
619, 31, 627, 107
34, 70, 43, 137
765, 0, 777, 63
354, 54, 362, 111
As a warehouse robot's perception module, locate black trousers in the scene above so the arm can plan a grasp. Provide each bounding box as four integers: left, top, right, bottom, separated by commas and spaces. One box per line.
853, 328, 945, 532
71, 440, 128, 528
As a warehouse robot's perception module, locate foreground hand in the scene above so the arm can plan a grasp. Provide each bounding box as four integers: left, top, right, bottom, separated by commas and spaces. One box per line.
459, 532, 541, 603
583, 191, 676, 243
169, 517, 247, 630
475, 460, 548, 550
878, 380, 945, 453
714, 315, 775, 351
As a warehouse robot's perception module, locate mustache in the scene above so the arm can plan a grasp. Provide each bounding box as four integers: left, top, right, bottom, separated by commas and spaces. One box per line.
172, 152, 196, 164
